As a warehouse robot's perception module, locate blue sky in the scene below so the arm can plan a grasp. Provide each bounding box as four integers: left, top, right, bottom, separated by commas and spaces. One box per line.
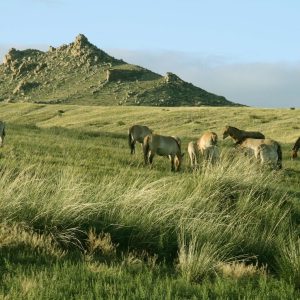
1, 0, 299, 107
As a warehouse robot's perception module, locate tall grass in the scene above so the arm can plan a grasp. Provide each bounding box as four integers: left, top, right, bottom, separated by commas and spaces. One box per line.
0, 150, 296, 285
0, 104, 299, 297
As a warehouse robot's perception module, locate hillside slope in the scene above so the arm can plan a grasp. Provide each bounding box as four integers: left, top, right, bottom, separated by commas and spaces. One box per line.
0, 34, 239, 106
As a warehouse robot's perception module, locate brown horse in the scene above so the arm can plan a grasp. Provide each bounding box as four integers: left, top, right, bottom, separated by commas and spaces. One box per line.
197, 131, 219, 163
223, 125, 265, 144
291, 137, 300, 159
0, 121, 5, 147
143, 134, 184, 172
239, 138, 282, 169
128, 125, 152, 154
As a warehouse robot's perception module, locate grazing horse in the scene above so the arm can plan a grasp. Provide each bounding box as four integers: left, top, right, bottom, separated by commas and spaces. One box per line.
143, 134, 184, 172
239, 138, 282, 169
291, 137, 300, 159
128, 125, 152, 154
188, 141, 198, 168
0, 121, 5, 147
223, 125, 265, 144
197, 131, 219, 163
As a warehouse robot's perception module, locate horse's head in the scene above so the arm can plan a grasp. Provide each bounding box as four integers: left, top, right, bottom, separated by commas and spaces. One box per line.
222, 126, 230, 139
174, 152, 185, 171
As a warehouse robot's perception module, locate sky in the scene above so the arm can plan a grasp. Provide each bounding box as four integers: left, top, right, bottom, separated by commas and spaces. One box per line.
0, 0, 299, 107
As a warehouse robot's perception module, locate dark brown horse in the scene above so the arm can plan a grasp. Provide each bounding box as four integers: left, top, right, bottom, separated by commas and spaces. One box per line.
128, 125, 152, 154
0, 121, 5, 147
222, 125, 265, 144
291, 137, 300, 159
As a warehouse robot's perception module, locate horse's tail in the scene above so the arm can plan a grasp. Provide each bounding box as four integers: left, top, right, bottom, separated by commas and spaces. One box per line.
276, 142, 282, 169
143, 135, 151, 164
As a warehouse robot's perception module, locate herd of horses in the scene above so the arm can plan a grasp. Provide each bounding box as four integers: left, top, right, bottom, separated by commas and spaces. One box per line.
0, 120, 299, 172
129, 124, 300, 172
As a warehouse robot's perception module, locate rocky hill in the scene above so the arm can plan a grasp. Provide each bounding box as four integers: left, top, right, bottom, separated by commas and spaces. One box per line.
0, 34, 239, 106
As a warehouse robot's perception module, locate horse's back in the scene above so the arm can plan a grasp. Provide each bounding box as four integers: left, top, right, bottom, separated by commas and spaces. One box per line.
241, 138, 275, 148
148, 134, 180, 156
245, 131, 265, 139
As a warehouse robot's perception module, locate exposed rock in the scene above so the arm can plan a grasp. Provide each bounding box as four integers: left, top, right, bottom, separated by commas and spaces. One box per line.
48, 46, 56, 52
164, 72, 184, 84
17, 61, 38, 76
3, 48, 20, 66
106, 67, 153, 82
13, 80, 40, 95
34, 63, 47, 74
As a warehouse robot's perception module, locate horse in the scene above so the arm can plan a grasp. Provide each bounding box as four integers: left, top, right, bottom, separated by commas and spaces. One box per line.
222, 125, 265, 144
196, 131, 219, 163
143, 134, 184, 172
258, 144, 281, 169
128, 125, 152, 154
291, 137, 300, 159
188, 141, 198, 168
239, 138, 282, 169
0, 121, 5, 147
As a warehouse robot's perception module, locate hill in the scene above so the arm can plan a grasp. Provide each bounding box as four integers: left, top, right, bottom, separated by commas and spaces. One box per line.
0, 34, 239, 106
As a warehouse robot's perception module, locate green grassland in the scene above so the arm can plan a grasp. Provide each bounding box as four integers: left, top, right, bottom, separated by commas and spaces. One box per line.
0, 103, 300, 299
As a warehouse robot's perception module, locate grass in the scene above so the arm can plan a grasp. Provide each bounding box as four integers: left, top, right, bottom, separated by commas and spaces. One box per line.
0, 103, 299, 298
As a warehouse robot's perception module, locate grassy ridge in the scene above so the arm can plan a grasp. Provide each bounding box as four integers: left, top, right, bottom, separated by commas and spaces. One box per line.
0, 103, 300, 298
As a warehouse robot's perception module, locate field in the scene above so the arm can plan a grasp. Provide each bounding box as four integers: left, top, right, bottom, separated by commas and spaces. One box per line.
0, 103, 299, 299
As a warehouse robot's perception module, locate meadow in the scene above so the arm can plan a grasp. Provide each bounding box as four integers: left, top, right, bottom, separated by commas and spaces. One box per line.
0, 103, 299, 299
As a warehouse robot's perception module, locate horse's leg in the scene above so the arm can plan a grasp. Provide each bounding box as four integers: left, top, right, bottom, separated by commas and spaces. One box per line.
170, 155, 175, 172
131, 141, 136, 154
193, 151, 198, 167
192, 153, 196, 168
189, 152, 194, 168
149, 152, 154, 165
200, 148, 205, 162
